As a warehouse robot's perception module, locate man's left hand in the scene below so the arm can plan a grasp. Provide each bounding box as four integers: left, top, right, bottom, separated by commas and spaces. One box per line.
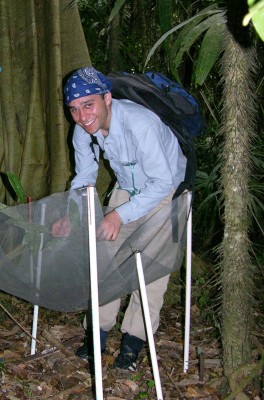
97, 210, 122, 241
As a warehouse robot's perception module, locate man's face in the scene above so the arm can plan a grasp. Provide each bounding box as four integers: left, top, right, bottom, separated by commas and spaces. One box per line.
68, 93, 112, 135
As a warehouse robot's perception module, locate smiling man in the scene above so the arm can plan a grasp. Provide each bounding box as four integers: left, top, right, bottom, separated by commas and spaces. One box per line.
57, 66, 187, 371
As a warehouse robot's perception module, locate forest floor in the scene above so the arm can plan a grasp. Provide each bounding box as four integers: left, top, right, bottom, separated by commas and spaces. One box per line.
0, 267, 263, 400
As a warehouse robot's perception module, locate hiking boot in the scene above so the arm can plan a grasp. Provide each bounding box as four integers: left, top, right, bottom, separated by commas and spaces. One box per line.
75, 329, 108, 362
113, 333, 145, 371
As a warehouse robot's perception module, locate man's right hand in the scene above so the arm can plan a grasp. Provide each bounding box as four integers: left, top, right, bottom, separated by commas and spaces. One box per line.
96, 210, 122, 241
51, 215, 71, 237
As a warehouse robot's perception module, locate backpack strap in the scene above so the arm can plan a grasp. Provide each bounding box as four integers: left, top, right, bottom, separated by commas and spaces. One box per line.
173, 144, 196, 199
90, 135, 99, 164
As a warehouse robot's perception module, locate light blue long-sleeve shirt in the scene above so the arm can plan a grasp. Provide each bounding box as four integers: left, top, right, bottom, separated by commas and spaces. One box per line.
71, 99, 187, 224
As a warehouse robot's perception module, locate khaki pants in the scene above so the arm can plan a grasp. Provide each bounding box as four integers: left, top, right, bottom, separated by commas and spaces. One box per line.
99, 274, 170, 341
98, 187, 173, 341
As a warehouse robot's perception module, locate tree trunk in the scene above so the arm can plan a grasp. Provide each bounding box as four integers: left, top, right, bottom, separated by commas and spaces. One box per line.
220, 27, 257, 377
108, 13, 121, 72
0, 0, 91, 204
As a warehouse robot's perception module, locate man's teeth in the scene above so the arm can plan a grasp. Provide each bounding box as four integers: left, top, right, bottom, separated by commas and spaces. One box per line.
84, 119, 95, 126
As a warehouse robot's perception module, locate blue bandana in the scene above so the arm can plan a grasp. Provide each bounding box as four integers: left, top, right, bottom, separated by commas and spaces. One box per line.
64, 67, 112, 105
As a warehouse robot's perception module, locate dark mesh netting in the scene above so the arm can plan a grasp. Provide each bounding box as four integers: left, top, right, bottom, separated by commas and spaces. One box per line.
0, 188, 188, 312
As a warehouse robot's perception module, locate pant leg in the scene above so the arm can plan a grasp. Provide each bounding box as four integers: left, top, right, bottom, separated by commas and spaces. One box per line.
98, 188, 132, 332
121, 274, 170, 341
99, 298, 121, 331
82, 298, 121, 332
99, 187, 174, 338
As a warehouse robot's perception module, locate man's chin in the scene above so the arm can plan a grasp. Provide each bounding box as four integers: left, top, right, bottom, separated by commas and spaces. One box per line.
81, 126, 97, 135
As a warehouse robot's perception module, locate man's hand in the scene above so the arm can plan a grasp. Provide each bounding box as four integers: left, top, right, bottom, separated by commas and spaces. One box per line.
51, 215, 71, 237
97, 210, 122, 241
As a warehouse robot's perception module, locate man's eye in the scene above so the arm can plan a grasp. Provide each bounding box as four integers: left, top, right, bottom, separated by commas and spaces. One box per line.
85, 103, 92, 109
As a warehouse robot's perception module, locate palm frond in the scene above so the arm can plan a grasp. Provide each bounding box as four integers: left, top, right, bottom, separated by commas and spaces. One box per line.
108, 0, 126, 24
195, 22, 226, 86
144, 3, 222, 69
170, 12, 225, 81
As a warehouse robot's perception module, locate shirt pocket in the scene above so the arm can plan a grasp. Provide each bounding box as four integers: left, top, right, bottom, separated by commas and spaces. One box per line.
113, 160, 139, 190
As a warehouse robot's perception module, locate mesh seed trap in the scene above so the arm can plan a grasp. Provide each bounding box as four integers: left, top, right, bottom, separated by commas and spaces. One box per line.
0, 188, 188, 312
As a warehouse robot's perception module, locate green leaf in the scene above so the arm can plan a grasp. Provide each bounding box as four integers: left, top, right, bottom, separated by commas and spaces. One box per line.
6, 172, 26, 204
198, 295, 207, 308
131, 372, 144, 381
147, 380, 155, 389
144, 3, 222, 69
251, 1, 264, 40
108, 0, 126, 24
169, 14, 213, 82
170, 12, 225, 77
195, 23, 225, 86
0, 204, 50, 258
68, 199, 81, 231
243, 0, 264, 41
5, 218, 49, 256
195, 164, 221, 191
144, 17, 197, 71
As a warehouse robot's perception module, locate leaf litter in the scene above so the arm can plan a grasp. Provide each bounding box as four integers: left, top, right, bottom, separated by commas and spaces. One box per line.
0, 272, 263, 400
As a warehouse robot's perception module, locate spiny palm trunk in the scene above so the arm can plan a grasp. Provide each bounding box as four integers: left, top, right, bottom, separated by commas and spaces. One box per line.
220, 28, 257, 377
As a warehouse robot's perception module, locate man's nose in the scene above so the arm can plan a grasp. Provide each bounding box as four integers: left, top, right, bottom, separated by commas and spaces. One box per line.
78, 109, 87, 122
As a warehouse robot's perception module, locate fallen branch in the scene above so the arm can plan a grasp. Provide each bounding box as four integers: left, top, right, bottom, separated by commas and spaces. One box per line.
41, 329, 87, 366
12, 332, 85, 365
41, 330, 74, 357
14, 347, 60, 364
187, 358, 221, 368
0, 301, 42, 345
166, 368, 185, 397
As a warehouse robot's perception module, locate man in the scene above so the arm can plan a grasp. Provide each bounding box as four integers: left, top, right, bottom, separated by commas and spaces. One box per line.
53, 66, 187, 371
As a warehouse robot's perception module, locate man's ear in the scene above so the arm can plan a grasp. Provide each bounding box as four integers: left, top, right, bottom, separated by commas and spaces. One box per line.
104, 92, 112, 105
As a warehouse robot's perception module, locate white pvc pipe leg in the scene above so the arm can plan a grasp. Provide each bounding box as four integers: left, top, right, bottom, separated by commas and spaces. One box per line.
87, 186, 103, 400
183, 191, 192, 373
30, 305, 39, 355
31, 202, 46, 355
135, 252, 163, 400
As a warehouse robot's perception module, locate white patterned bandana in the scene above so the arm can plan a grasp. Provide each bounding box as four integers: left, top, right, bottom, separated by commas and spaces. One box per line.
64, 67, 112, 105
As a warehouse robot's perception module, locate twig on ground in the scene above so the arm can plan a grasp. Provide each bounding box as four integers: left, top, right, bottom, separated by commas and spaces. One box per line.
41, 329, 87, 367
166, 367, 185, 398
0, 301, 42, 345
14, 348, 60, 364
